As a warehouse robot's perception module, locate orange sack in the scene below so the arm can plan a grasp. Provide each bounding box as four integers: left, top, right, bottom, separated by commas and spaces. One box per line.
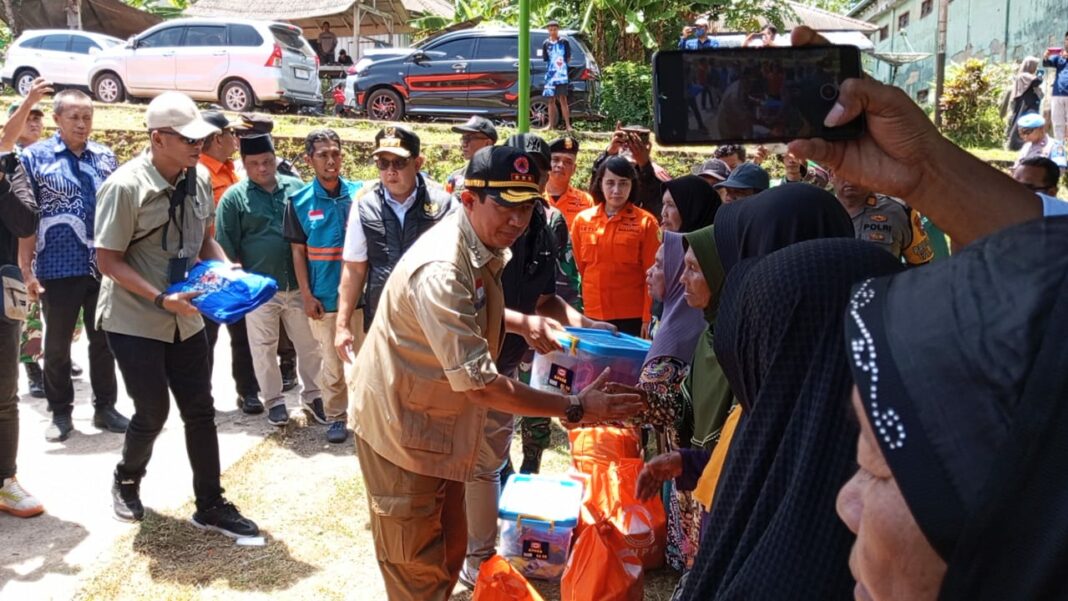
575, 458, 667, 570
561, 518, 644, 601
568, 426, 642, 465
473, 555, 545, 601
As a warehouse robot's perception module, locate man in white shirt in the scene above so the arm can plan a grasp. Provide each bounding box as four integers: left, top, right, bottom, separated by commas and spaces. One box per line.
334, 126, 454, 362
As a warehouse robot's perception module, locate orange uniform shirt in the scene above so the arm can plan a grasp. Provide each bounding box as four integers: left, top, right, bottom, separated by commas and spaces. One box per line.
547, 186, 594, 229
571, 203, 660, 323
200, 154, 240, 237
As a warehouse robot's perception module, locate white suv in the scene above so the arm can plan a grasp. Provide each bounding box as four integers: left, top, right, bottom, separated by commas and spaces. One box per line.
88, 18, 321, 112
1, 30, 123, 96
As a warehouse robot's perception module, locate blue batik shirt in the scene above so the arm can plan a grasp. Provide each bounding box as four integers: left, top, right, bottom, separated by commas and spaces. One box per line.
544, 39, 570, 86
21, 134, 118, 280
678, 37, 719, 50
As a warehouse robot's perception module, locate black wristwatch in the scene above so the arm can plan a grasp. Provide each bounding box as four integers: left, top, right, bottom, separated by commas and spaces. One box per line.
565, 394, 584, 424
154, 292, 167, 309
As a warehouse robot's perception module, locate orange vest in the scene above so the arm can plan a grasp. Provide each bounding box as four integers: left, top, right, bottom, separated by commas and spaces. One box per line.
570, 203, 660, 322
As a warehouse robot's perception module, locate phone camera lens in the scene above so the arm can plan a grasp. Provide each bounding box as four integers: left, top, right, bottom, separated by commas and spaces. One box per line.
819, 83, 839, 101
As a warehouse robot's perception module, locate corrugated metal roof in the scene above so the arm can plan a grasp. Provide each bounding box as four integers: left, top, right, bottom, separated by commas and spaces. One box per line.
784, 1, 879, 33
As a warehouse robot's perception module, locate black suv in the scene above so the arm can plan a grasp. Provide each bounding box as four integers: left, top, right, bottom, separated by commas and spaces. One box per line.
342, 28, 601, 126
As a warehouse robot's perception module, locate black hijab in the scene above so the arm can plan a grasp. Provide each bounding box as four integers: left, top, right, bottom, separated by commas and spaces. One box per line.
845, 217, 1068, 600
663, 175, 720, 233
714, 182, 854, 274
681, 239, 903, 600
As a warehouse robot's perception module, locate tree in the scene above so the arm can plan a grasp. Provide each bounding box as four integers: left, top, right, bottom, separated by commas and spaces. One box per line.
1, 0, 23, 38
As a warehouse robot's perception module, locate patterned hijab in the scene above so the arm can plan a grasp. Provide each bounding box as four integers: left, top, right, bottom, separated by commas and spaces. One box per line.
681, 239, 902, 600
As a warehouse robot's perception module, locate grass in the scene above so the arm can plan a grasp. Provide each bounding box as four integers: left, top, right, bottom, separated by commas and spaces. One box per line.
73, 417, 682, 601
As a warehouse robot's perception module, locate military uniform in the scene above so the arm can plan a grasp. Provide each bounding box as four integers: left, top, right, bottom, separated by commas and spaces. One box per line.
351, 146, 543, 600
852, 194, 934, 266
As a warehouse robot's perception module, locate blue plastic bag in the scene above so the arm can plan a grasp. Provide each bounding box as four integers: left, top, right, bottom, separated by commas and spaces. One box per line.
165, 260, 277, 325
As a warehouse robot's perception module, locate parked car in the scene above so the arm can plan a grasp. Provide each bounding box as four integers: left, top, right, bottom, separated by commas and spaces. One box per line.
1, 29, 123, 96
88, 18, 321, 112
343, 28, 601, 126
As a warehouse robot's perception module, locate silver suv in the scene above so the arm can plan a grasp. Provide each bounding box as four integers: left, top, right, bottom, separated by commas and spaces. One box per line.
88, 18, 321, 112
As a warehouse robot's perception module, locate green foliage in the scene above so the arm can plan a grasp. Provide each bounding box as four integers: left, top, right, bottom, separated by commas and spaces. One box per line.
0, 21, 11, 61
122, 0, 188, 19
939, 58, 1011, 148
597, 61, 652, 128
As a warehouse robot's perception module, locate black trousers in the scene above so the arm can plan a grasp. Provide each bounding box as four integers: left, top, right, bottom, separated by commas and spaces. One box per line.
108, 329, 222, 511
204, 318, 259, 398
0, 318, 20, 480
41, 275, 116, 415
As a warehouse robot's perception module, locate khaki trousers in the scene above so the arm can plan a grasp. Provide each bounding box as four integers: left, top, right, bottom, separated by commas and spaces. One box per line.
463, 409, 514, 580
307, 310, 364, 421
355, 435, 467, 601
244, 290, 321, 409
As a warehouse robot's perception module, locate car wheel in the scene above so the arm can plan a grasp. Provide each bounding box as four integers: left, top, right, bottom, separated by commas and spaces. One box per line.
14, 70, 38, 97
366, 88, 404, 121
94, 73, 125, 104
221, 80, 255, 112
530, 99, 550, 129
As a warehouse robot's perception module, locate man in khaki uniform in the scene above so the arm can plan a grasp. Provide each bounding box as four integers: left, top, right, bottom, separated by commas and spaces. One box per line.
831, 172, 934, 266
351, 145, 644, 600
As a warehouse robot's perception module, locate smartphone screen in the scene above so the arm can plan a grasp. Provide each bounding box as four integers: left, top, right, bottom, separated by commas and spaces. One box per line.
653, 45, 864, 146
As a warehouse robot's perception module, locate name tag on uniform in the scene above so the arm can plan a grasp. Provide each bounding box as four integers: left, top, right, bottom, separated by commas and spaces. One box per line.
308, 209, 325, 222
474, 277, 486, 310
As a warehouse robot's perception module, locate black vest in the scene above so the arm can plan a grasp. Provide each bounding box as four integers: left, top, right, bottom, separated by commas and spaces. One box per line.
358, 175, 452, 330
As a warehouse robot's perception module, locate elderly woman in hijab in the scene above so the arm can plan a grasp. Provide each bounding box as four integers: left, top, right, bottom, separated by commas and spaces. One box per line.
679, 238, 903, 601
1002, 56, 1043, 151
839, 218, 1068, 601
630, 183, 854, 570
660, 175, 719, 234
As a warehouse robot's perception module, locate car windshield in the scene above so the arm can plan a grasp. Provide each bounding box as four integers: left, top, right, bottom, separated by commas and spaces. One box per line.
270, 26, 305, 51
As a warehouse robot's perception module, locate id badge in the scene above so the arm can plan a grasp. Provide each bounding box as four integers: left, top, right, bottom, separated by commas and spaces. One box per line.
168, 257, 190, 284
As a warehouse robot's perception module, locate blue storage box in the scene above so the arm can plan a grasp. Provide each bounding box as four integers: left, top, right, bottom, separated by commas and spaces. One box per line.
498, 473, 584, 580
530, 327, 652, 394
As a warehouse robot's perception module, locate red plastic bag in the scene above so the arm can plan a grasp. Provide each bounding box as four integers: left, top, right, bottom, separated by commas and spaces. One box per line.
561, 519, 644, 601
473, 555, 545, 601
569, 426, 641, 465
575, 458, 667, 570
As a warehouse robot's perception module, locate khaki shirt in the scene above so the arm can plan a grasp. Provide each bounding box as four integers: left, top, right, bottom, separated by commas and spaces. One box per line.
95, 152, 214, 343
351, 208, 510, 482
851, 194, 933, 266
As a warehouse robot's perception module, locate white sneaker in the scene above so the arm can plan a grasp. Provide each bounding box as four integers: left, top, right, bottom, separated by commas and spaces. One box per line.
0, 477, 44, 517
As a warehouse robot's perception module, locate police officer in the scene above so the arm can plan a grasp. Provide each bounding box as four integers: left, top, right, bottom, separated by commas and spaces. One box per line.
334, 125, 452, 360
831, 173, 934, 266
445, 116, 497, 196
351, 145, 643, 600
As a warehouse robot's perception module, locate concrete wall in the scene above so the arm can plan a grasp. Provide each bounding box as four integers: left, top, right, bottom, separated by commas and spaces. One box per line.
852, 0, 1065, 101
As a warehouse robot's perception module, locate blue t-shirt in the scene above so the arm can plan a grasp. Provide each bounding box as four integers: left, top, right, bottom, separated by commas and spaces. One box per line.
543, 38, 571, 86
1045, 55, 1068, 96
21, 134, 117, 280
678, 37, 719, 50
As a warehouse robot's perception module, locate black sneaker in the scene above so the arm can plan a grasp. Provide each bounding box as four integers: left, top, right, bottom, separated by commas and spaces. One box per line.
112, 473, 145, 522
237, 394, 264, 415
45, 414, 74, 442
191, 500, 259, 539
24, 362, 45, 398
71, 362, 84, 378
267, 404, 289, 426
326, 420, 348, 444
302, 398, 328, 425
94, 406, 130, 433
281, 372, 298, 392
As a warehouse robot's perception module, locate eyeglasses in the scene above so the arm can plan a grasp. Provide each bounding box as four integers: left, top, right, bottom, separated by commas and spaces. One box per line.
460, 134, 489, 145
374, 156, 410, 171
157, 130, 204, 146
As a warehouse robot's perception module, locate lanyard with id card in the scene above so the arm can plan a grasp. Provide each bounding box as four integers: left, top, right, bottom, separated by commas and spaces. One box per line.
164, 167, 197, 284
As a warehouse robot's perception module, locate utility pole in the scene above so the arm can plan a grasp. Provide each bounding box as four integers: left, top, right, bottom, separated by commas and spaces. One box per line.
933, 0, 949, 127
517, 0, 531, 132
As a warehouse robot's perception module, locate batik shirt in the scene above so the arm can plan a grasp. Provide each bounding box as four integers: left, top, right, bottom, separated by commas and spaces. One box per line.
21, 134, 117, 280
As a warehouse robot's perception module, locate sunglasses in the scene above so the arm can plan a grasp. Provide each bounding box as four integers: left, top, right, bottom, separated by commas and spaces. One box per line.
374, 156, 410, 171
157, 130, 204, 146
460, 134, 489, 145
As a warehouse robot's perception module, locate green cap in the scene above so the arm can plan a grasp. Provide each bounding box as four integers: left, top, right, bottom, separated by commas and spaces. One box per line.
7, 102, 44, 117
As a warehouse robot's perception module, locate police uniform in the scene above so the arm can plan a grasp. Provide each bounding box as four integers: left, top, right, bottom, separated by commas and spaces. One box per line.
852, 194, 934, 266
351, 146, 543, 600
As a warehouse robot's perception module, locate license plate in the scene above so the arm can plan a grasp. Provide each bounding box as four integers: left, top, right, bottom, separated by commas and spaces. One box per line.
294, 69, 310, 80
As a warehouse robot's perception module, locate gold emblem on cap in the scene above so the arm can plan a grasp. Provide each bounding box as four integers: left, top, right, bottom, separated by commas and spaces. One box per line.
385, 126, 396, 137
564, 137, 574, 150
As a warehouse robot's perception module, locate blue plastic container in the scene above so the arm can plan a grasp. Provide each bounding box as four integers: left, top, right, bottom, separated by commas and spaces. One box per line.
498, 473, 584, 580
530, 327, 652, 394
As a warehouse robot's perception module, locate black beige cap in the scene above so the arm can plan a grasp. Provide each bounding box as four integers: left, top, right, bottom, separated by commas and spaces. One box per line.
238, 112, 274, 135
373, 124, 420, 158
464, 146, 543, 205
549, 136, 579, 155
451, 116, 498, 143
202, 110, 246, 131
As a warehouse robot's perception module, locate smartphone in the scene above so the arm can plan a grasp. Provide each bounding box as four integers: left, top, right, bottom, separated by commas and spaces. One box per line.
1049, 47, 1063, 57
653, 45, 865, 146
